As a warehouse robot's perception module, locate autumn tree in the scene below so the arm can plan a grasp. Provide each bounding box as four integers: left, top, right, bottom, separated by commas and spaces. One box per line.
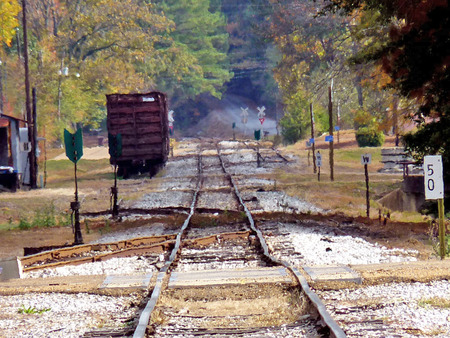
0, 0, 21, 113
326, 0, 450, 182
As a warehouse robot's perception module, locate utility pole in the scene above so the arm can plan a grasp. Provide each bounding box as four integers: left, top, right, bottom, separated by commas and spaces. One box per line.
22, 0, 37, 188
310, 103, 316, 173
328, 83, 334, 181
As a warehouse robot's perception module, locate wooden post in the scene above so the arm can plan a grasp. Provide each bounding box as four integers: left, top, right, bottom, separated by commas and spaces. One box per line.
328, 85, 334, 181
438, 198, 446, 259
337, 102, 341, 144
22, 0, 37, 189
310, 103, 316, 173
365, 163, 370, 217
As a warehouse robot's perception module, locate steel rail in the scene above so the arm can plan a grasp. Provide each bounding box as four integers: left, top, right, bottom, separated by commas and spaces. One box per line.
133, 154, 203, 338
216, 143, 346, 338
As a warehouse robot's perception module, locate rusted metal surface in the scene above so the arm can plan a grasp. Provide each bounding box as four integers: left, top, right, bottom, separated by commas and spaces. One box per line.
23, 241, 174, 272
20, 234, 177, 268
106, 92, 169, 173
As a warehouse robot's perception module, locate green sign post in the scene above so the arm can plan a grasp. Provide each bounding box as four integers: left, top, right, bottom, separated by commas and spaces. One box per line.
108, 133, 122, 218
64, 129, 84, 245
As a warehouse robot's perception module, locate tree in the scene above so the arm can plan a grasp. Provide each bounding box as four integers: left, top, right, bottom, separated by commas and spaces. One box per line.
0, 0, 21, 47
156, 0, 232, 108
325, 0, 450, 182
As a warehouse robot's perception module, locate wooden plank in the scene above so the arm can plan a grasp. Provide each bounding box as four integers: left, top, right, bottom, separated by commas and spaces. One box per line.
107, 105, 161, 115
107, 125, 163, 135
121, 136, 163, 146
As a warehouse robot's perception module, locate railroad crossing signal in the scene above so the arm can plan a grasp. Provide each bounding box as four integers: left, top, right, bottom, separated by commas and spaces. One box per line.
108, 133, 122, 159
64, 129, 83, 163
240, 107, 249, 124
168, 110, 174, 135
257, 106, 266, 119
168, 110, 174, 123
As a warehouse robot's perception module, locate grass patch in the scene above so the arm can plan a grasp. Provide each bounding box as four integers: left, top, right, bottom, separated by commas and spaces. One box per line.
418, 297, 450, 309
45, 158, 113, 187
18, 305, 51, 315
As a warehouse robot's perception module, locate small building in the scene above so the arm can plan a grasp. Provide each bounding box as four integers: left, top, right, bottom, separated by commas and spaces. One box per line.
0, 114, 31, 191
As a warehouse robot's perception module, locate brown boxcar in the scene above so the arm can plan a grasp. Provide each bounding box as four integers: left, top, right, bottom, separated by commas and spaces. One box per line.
106, 92, 169, 178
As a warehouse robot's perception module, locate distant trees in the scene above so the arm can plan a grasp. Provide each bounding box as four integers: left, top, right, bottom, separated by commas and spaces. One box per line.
156, 0, 232, 106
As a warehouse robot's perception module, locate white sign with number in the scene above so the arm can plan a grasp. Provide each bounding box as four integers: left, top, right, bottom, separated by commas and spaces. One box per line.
316, 152, 322, 168
361, 153, 372, 165
424, 155, 444, 200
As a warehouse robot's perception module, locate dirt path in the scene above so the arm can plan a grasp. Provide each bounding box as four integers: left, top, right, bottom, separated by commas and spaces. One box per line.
52, 146, 109, 160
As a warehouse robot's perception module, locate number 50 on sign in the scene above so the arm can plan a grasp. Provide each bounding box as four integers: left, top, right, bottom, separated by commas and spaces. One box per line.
424, 155, 444, 200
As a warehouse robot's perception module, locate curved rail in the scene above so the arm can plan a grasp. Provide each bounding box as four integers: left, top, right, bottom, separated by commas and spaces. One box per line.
216, 143, 346, 338
133, 154, 203, 337
134, 142, 346, 338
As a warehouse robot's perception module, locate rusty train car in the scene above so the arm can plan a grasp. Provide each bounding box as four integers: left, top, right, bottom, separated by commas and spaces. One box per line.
106, 92, 169, 178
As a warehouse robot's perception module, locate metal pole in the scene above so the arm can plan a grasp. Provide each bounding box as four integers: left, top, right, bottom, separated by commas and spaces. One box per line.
22, 0, 37, 189
438, 198, 446, 259
365, 163, 370, 217
73, 160, 83, 244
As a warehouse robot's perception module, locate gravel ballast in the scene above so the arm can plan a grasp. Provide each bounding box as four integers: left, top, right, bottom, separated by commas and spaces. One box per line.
0, 292, 140, 337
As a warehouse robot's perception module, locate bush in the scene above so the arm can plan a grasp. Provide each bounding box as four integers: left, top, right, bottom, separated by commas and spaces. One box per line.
355, 127, 385, 147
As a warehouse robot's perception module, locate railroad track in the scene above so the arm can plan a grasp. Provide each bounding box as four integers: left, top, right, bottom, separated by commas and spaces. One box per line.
18, 140, 345, 337
132, 140, 345, 337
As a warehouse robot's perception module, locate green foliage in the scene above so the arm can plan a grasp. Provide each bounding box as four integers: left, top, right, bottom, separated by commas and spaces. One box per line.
18, 305, 51, 315
156, 0, 232, 106
355, 127, 384, 147
403, 115, 450, 186
18, 218, 32, 231
280, 110, 305, 145
17, 203, 68, 230
0, 0, 21, 47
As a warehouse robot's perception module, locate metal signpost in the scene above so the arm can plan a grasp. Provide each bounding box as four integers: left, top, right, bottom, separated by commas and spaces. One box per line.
316, 151, 322, 182
361, 153, 372, 217
64, 128, 84, 245
108, 133, 122, 218
424, 155, 446, 259
257, 106, 266, 139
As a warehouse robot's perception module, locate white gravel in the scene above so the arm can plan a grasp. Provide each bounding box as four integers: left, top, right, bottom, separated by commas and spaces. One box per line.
0, 292, 139, 337
316, 280, 450, 337
264, 223, 418, 266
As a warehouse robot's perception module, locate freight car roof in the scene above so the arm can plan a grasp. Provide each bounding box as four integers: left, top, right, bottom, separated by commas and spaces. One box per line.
106, 91, 166, 104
